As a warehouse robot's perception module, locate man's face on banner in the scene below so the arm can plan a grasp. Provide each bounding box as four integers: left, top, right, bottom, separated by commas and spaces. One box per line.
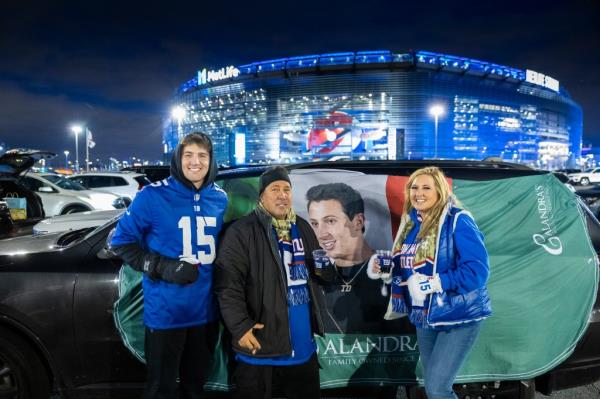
308, 199, 366, 262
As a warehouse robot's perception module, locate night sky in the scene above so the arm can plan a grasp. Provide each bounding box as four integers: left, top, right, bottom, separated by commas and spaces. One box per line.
1, 0, 599, 162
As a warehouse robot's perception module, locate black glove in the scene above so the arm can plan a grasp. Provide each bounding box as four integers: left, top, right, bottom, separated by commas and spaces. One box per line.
144, 254, 200, 285
111, 242, 200, 284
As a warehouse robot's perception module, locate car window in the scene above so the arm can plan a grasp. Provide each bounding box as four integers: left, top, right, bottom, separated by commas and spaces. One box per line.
19, 176, 40, 191
21, 176, 57, 193
43, 175, 86, 191
111, 176, 129, 187
68, 176, 89, 188
88, 175, 113, 188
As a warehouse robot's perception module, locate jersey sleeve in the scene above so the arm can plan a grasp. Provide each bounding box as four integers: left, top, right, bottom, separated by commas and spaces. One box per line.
111, 188, 154, 247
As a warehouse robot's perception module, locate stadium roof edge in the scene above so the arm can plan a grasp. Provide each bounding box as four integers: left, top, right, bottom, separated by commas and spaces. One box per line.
176, 50, 566, 98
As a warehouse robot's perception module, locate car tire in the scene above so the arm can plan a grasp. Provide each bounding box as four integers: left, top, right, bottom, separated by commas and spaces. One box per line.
581, 177, 590, 186
61, 205, 89, 214
0, 327, 51, 399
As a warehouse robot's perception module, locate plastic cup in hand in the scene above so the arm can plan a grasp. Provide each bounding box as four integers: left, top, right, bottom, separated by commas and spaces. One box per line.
312, 249, 331, 276
376, 250, 393, 277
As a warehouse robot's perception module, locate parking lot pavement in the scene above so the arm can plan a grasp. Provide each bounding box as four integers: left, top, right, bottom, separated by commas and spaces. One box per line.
50, 382, 600, 398
534, 381, 600, 398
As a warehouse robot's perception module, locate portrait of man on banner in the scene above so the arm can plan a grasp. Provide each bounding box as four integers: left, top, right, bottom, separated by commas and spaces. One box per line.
303, 181, 411, 334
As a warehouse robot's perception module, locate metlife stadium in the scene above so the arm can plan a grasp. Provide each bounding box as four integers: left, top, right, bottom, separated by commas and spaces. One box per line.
165, 50, 582, 168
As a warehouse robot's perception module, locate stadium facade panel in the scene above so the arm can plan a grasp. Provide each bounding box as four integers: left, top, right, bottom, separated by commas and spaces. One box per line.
165, 50, 582, 168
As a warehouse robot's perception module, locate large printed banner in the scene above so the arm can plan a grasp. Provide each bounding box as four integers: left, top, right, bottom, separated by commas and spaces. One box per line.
114, 170, 598, 389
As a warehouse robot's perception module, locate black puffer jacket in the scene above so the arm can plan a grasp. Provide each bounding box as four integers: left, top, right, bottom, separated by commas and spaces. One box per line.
214, 208, 325, 358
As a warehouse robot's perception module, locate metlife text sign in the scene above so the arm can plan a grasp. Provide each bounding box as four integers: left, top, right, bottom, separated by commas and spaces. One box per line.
198, 66, 240, 85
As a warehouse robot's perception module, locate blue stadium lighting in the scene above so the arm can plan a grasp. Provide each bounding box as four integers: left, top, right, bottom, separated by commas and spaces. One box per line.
392, 53, 413, 63
355, 50, 392, 64
320, 52, 355, 66
177, 49, 563, 100
256, 58, 287, 72
286, 55, 319, 69
183, 49, 540, 94
416, 52, 438, 65
238, 63, 256, 75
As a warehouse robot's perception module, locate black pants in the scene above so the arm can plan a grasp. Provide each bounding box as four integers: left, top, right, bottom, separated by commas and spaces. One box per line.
233, 353, 320, 399
144, 321, 218, 399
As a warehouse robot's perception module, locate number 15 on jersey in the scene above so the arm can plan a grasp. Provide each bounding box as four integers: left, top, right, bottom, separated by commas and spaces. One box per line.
178, 216, 216, 264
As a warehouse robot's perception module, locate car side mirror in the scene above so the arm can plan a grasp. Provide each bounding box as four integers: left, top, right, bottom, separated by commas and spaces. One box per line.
38, 186, 53, 193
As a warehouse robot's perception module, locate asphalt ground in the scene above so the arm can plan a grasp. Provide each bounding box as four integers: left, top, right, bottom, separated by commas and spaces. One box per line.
48, 380, 600, 398
534, 381, 600, 399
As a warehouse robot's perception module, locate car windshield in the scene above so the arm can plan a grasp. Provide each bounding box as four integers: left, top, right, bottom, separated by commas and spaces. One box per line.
43, 174, 86, 190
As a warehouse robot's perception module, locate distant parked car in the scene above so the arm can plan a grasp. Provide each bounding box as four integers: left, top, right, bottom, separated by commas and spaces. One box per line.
19, 173, 127, 216
555, 168, 582, 175
1, 149, 52, 236
68, 172, 150, 201
33, 209, 124, 235
121, 166, 170, 183
568, 168, 600, 186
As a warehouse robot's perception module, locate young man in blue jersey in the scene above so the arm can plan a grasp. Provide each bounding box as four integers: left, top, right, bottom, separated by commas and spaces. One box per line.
111, 132, 228, 399
215, 166, 325, 399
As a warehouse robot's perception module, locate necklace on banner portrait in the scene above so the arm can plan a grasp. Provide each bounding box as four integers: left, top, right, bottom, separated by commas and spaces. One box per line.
336, 259, 369, 293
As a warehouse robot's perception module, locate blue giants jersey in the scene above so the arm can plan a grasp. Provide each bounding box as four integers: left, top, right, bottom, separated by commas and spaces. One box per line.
111, 176, 228, 329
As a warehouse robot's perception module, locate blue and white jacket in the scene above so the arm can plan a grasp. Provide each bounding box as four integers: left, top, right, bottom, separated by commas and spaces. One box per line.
385, 200, 491, 329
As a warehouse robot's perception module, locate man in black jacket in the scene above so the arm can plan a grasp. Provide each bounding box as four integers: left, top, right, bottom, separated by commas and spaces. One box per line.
215, 166, 324, 399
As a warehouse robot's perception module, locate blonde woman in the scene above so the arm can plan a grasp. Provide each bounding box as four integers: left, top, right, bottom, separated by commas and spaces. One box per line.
370, 166, 491, 399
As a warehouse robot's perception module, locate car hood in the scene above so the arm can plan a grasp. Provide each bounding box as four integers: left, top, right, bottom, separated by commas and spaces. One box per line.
33, 209, 124, 234
0, 231, 65, 256
0, 149, 56, 177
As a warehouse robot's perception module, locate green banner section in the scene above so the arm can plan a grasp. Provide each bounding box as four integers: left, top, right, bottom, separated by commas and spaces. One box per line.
316, 334, 418, 388
452, 173, 598, 382
216, 176, 259, 223
113, 172, 598, 388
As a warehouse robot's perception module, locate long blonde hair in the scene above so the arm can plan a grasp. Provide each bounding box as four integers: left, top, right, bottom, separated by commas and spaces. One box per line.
403, 166, 453, 239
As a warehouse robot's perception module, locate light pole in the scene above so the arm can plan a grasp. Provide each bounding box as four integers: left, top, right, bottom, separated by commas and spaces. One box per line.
71, 125, 83, 172
429, 104, 445, 159
63, 150, 70, 169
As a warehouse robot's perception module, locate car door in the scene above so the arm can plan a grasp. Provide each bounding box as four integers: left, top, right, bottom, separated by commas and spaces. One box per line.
100, 176, 133, 199
592, 169, 600, 183
20, 176, 62, 216
71, 223, 146, 390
